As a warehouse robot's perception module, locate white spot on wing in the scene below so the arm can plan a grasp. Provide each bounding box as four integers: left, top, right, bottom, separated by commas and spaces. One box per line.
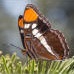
32, 23, 37, 29
32, 29, 38, 35
39, 36, 43, 41
40, 37, 54, 55
35, 32, 54, 55
35, 33, 42, 38
20, 30, 24, 33
24, 24, 31, 29
43, 20, 46, 23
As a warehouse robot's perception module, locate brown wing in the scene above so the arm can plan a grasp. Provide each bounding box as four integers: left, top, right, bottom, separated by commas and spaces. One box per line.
31, 38, 58, 60
30, 29, 69, 60
43, 29, 69, 59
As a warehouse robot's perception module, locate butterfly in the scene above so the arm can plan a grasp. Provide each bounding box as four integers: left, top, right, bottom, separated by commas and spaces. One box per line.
18, 4, 69, 60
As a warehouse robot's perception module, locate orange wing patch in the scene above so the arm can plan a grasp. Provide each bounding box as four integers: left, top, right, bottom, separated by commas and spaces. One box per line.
24, 8, 38, 22
18, 16, 24, 28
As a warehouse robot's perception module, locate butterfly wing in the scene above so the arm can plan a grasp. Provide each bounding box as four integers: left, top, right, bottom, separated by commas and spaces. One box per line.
19, 4, 69, 60
18, 15, 26, 49
43, 29, 69, 59
23, 4, 51, 28
31, 18, 69, 60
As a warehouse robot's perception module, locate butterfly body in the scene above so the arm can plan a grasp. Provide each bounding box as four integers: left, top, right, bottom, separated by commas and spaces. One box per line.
18, 4, 69, 60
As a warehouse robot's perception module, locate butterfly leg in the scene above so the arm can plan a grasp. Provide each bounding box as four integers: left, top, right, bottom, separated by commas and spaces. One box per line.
23, 40, 37, 59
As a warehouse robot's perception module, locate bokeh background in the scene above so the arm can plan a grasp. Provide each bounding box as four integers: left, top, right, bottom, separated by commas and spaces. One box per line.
0, 0, 74, 59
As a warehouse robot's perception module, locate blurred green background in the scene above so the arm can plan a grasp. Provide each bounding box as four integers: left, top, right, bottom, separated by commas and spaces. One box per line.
0, 0, 74, 59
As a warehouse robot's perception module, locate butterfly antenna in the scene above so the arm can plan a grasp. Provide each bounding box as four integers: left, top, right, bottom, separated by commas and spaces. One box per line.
10, 43, 23, 50
3, 43, 23, 50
